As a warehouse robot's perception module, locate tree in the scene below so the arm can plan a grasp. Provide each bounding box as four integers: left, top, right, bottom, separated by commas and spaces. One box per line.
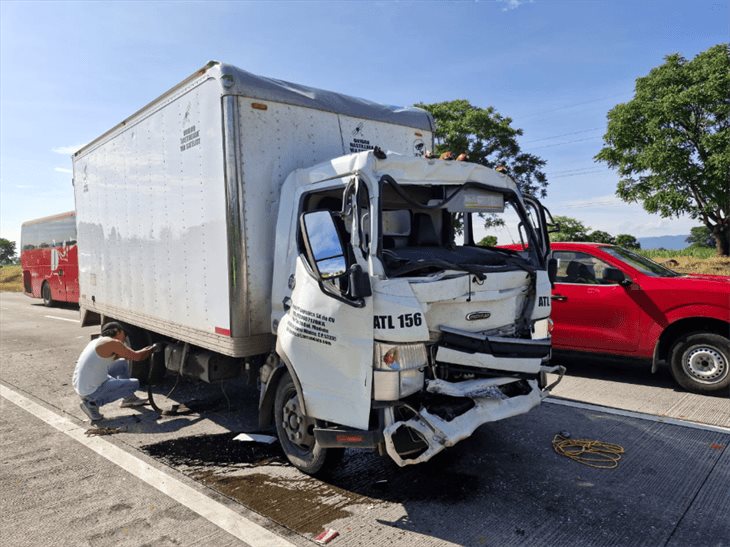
615, 234, 641, 249
416, 100, 548, 199
478, 235, 498, 247
588, 230, 615, 244
0, 238, 16, 265
595, 44, 730, 256
685, 226, 716, 248
549, 215, 591, 242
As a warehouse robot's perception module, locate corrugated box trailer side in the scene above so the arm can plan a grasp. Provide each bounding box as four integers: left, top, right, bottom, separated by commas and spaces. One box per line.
73, 62, 433, 357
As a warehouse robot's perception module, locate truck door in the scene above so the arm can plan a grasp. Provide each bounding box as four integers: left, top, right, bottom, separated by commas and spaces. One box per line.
277, 190, 374, 431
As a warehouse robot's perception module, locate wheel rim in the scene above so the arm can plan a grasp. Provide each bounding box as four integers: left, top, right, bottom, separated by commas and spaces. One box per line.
281, 390, 315, 450
683, 346, 728, 384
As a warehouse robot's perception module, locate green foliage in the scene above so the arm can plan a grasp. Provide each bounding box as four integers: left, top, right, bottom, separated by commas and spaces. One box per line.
0, 238, 16, 264
615, 234, 641, 249
548, 215, 591, 242
478, 235, 498, 247
686, 226, 716, 248
588, 230, 615, 244
595, 44, 730, 255
416, 100, 548, 198
638, 247, 716, 260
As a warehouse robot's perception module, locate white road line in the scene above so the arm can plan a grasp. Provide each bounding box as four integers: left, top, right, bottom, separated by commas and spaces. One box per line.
0, 384, 297, 547
545, 397, 730, 435
44, 315, 80, 323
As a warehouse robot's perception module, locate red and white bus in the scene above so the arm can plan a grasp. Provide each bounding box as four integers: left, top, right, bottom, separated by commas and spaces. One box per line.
20, 211, 79, 306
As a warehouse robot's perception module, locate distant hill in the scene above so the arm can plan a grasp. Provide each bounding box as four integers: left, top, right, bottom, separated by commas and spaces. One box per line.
637, 234, 688, 250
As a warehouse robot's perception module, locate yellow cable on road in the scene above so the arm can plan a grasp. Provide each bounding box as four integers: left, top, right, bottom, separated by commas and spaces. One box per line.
552, 434, 625, 469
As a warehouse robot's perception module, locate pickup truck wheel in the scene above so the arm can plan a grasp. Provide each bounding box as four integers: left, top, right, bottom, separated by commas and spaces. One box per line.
274, 372, 342, 475
670, 333, 730, 393
41, 282, 54, 307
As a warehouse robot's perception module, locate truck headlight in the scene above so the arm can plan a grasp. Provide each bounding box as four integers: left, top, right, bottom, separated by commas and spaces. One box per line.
373, 343, 427, 401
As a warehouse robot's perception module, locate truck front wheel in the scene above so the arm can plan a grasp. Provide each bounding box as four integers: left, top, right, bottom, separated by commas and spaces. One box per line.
274, 372, 342, 475
670, 333, 730, 393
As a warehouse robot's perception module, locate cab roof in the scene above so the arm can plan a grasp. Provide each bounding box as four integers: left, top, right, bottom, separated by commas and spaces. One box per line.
293, 150, 520, 192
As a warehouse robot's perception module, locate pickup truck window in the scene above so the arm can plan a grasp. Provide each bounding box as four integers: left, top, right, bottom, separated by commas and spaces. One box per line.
554, 251, 617, 285
603, 247, 681, 277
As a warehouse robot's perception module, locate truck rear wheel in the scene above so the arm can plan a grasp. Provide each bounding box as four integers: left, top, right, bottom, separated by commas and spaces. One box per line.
41, 282, 54, 307
670, 333, 730, 393
274, 372, 342, 475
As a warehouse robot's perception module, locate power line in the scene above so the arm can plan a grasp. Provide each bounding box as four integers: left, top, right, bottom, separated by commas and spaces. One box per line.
547, 166, 604, 175
522, 127, 602, 144
518, 93, 630, 121
549, 169, 606, 180
529, 136, 602, 150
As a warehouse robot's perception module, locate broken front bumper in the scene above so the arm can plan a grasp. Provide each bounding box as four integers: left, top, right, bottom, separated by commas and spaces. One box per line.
382, 365, 565, 467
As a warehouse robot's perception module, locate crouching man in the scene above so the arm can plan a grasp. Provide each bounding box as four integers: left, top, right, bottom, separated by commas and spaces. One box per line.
72, 322, 156, 422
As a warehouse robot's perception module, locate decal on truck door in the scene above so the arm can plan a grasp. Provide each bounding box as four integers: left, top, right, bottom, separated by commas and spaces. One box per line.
286, 304, 337, 346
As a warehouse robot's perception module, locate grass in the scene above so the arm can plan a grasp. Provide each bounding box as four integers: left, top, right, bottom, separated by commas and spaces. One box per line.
0, 264, 23, 292
638, 247, 717, 260
637, 247, 730, 276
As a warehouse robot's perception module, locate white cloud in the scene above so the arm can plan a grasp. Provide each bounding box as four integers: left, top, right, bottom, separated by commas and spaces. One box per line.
499, 0, 534, 11
54, 167, 72, 174
15, 184, 34, 189
52, 144, 86, 155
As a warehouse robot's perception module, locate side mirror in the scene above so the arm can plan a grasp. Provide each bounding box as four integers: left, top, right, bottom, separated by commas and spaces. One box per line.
301, 211, 347, 280
604, 267, 632, 287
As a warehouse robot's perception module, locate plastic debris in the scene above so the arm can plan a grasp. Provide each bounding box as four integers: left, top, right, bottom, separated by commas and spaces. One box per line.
314, 529, 339, 544
232, 433, 277, 444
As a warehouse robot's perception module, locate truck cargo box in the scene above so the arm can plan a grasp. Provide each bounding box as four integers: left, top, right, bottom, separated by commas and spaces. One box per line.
73, 61, 433, 357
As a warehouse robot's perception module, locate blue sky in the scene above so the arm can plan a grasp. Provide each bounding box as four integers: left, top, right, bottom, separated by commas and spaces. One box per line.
1, 0, 727, 247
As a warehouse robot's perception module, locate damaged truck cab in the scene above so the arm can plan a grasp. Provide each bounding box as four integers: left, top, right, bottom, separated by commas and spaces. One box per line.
263, 151, 561, 472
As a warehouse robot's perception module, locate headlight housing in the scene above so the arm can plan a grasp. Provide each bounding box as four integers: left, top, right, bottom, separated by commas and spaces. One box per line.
373, 342, 427, 400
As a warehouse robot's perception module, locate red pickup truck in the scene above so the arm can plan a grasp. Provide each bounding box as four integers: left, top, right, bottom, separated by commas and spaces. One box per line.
503, 242, 729, 393
546, 243, 730, 393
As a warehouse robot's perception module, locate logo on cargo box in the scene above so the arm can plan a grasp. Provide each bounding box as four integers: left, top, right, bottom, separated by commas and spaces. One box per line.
180, 125, 200, 152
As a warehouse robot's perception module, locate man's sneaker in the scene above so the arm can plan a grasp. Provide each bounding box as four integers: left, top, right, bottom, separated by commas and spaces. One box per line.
80, 399, 103, 421
120, 394, 147, 408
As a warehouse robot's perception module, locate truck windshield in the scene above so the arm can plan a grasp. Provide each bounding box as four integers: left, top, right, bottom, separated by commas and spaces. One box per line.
603, 246, 681, 277
375, 181, 537, 278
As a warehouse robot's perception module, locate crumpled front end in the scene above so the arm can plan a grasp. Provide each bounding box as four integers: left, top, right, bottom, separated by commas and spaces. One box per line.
383, 365, 563, 466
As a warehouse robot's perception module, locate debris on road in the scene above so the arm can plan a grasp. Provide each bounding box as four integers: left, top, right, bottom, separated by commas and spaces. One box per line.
84, 427, 123, 436
233, 433, 277, 444
314, 529, 339, 544
552, 433, 624, 469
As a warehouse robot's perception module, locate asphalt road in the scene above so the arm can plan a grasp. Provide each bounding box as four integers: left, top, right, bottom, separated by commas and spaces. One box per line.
1, 292, 729, 547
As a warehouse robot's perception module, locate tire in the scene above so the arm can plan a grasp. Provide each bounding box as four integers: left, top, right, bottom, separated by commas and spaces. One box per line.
41, 282, 54, 307
670, 333, 730, 393
273, 372, 343, 475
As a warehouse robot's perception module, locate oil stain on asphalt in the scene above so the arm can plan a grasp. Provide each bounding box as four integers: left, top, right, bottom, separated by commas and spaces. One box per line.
141, 433, 481, 536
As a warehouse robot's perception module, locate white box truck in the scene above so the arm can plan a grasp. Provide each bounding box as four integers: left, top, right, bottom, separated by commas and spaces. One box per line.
73, 61, 562, 473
